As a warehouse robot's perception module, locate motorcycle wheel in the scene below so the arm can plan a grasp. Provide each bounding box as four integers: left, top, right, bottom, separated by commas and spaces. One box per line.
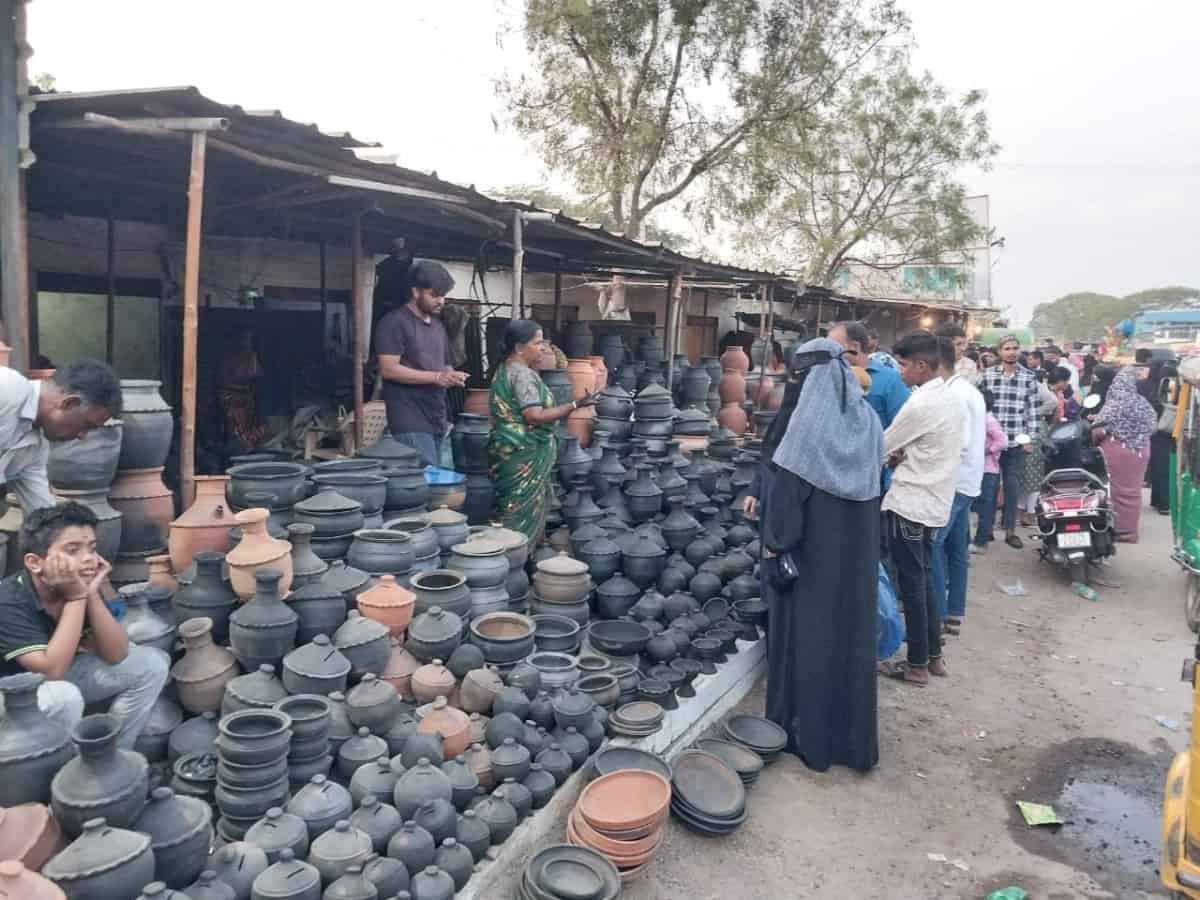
1186, 574, 1200, 634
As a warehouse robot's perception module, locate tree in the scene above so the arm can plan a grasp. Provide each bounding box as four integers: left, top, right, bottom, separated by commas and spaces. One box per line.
1029, 285, 1200, 341
717, 49, 997, 283
498, 0, 908, 238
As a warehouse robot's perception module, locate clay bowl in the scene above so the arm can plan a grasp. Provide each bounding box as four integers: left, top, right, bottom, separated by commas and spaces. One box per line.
526, 844, 621, 900
532, 615, 582, 653
588, 747, 671, 783
586, 620, 650, 657
575, 673, 620, 709
567, 806, 663, 858
578, 768, 671, 833
469, 612, 536, 665
732, 598, 767, 627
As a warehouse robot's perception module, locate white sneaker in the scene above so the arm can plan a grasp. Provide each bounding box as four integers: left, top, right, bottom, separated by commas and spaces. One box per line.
969, 543, 987, 555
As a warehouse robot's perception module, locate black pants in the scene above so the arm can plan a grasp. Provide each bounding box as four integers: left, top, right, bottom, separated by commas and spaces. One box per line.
1150, 431, 1173, 512
887, 511, 940, 667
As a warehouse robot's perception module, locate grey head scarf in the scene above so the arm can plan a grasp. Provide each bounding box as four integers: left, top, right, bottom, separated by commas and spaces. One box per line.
770, 337, 884, 502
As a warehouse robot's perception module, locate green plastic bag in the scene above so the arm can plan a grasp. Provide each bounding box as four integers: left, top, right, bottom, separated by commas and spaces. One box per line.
987, 888, 1027, 900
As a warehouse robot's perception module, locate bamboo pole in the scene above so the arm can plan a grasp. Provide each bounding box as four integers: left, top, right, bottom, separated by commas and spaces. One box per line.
351, 213, 365, 450
511, 210, 524, 320
0, 0, 28, 369
664, 270, 683, 390
180, 131, 208, 509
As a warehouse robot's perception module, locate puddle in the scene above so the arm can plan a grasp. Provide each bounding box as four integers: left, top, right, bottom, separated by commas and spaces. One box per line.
1010, 738, 1170, 894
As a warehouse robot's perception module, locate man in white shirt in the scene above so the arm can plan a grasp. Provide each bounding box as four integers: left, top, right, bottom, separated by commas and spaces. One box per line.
881, 332, 963, 686
930, 337, 986, 636
0, 361, 121, 512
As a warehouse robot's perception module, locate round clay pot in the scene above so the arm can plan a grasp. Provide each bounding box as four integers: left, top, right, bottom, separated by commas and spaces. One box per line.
42, 818, 155, 900
0, 672, 76, 806
448, 540, 509, 589
134, 786, 213, 889
169, 476, 235, 572
310, 473, 387, 516
173, 551, 237, 642
417, 696, 472, 758
289, 579, 347, 646
172, 617, 239, 714
356, 574, 416, 638
292, 488, 365, 538
226, 509, 293, 601
333, 611, 392, 680
411, 659, 456, 705
393, 759, 453, 820
48, 419, 123, 491
51, 715, 149, 838
406, 606, 464, 663
347, 529, 414, 575
229, 569, 299, 672
109, 467, 173, 554
286, 774, 353, 841
226, 462, 310, 512
386, 820, 437, 875
410, 569, 471, 618
118, 380, 172, 469
346, 673, 403, 734
52, 486, 123, 563
244, 806, 310, 864
282, 635, 351, 695
378, 638, 420, 698
469, 611, 535, 665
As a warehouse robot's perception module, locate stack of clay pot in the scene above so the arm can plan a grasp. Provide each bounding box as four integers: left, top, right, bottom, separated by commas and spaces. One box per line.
451, 412, 494, 525
479, 525, 532, 614
718, 345, 750, 435
214, 708, 292, 841
48, 417, 124, 564
106, 381, 174, 585
275, 693, 334, 787
358, 432, 430, 518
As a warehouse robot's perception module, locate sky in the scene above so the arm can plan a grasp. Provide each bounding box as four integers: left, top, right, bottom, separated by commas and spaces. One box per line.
25, 0, 1200, 324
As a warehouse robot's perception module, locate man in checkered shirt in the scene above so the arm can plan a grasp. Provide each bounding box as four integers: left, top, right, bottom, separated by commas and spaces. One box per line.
979, 335, 1041, 549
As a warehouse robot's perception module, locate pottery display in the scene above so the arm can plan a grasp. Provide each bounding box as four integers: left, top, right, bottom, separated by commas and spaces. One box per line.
226, 509, 293, 601
333, 610, 392, 679
356, 573, 415, 637
172, 617, 240, 714
42, 817, 155, 900
109, 467, 174, 553
230, 569, 299, 672
51, 714, 149, 837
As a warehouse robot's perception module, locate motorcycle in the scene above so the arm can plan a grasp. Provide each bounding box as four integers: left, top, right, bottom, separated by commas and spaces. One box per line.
1025, 393, 1115, 584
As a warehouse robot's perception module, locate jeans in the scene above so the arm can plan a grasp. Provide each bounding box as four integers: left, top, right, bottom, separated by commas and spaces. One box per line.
25, 646, 170, 749
394, 431, 443, 468
932, 492, 973, 621
887, 511, 940, 666
999, 447, 1025, 532
974, 472, 1000, 545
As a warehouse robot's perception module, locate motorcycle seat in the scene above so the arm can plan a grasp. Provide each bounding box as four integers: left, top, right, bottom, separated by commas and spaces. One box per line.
1043, 467, 1105, 490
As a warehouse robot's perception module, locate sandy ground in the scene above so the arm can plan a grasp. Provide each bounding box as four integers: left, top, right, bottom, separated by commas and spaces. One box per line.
535, 494, 1193, 899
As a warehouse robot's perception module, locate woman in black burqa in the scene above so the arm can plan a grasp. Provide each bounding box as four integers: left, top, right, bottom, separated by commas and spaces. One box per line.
760, 337, 885, 772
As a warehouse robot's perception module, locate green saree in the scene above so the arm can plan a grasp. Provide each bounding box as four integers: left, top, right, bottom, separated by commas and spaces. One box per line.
489, 361, 557, 540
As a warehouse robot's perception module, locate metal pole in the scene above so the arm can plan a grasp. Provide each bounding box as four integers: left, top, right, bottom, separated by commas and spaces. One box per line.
351, 214, 365, 450
511, 209, 523, 320
0, 0, 28, 369
665, 271, 683, 390
179, 130, 208, 509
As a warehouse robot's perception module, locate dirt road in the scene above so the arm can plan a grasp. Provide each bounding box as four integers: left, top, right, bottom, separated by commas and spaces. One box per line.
594, 499, 1189, 899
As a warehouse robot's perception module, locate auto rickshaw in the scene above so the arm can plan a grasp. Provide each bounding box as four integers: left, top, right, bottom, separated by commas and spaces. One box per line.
1170, 357, 1200, 631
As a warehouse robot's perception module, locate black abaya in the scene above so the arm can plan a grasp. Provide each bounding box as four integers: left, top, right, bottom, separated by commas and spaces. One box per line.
1150, 431, 1173, 512
765, 472, 880, 772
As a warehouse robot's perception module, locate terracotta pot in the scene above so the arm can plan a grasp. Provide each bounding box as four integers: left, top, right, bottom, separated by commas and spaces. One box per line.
169, 475, 235, 572
718, 402, 749, 435
0, 672, 76, 806
141, 554, 177, 597
411, 659, 456, 705
588, 356, 608, 391
720, 345, 750, 374
0, 858, 64, 899
118, 379, 173, 469
356, 574, 416, 637
379, 639, 420, 698
0, 803, 65, 871
226, 508, 293, 601
109, 467, 174, 554
51, 487, 123, 563
719, 368, 746, 404
458, 666, 504, 715
463, 388, 491, 418
465, 743, 494, 790
171, 617, 240, 714
566, 405, 594, 447
565, 358, 596, 401
417, 696, 471, 758
51, 714, 150, 837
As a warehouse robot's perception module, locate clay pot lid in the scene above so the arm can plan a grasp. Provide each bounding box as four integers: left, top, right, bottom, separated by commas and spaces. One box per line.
478, 526, 528, 552
635, 383, 672, 400
295, 489, 363, 514
578, 768, 670, 832
320, 560, 370, 593
410, 606, 463, 642
600, 384, 632, 398
358, 574, 416, 608
450, 539, 505, 558
594, 574, 638, 598
535, 552, 588, 577
42, 818, 151, 879
527, 845, 621, 900
580, 536, 621, 556
356, 433, 424, 464
428, 507, 468, 526
284, 637, 351, 678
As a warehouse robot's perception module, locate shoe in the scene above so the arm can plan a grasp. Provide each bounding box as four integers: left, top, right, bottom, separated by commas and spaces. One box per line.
969, 543, 987, 555
1005, 534, 1024, 549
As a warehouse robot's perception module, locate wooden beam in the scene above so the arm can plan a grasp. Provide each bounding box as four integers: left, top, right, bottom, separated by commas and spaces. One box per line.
511, 209, 523, 320
351, 213, 365, 450
0, 0, 29, 369
326, 174, 470, 206
207, 136, 326, 177
180, 130, 207, 510
40, 114, 230, 132
319, 240, 328, 360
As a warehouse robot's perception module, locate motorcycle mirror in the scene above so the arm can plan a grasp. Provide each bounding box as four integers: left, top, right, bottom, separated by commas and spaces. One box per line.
1083, 393, 1102, 410
1014, 433, 1032, 446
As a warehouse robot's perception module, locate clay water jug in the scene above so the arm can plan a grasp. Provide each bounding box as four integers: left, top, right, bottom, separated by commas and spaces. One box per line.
51, 714, 150, 837
227, 508, 293, 601
174, 551, 238, 643
172, 617, 240, 714
229, 569, 299, 672
169, 475, 235, 572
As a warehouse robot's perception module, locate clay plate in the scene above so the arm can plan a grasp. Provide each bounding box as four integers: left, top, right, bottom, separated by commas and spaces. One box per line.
526, 844, 621, 900
611, 701, 663, 727
722, 714, 786, 754
670, 750, 746, 820
694, 738, 764, 780
578, 769, 671, 832
589, 747, 671, 782
568, 807, 663, 857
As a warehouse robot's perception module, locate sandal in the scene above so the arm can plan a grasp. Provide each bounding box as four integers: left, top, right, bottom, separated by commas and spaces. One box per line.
928, 658, 948, 677
1005, 534, 1024, 549
879, 660, 928, 686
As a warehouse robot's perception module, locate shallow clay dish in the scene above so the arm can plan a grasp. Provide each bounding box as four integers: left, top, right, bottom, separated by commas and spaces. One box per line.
694, 738, 764, 782
568, 807, 663, 857
722, 714, 786, 755
578, 769, 671, 832
670, 749, 746, 820
589, 747, 671, 782
526, 844, 621, 900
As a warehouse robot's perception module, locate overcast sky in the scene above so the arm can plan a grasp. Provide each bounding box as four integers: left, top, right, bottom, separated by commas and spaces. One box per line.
27, 1, 1200, 323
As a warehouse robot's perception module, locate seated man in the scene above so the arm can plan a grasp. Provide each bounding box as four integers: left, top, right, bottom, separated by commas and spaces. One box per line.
0, 502, 169, 747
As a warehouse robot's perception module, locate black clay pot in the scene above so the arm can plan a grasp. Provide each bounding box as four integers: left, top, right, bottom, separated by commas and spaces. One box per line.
227, 462, 310, 511
0, 671, 76, 806
347, 529, 414, 575
593, 573, 640, 620
289, 580, 348, 646
229, 570, 299, 672
451, 414, 491, 474
463, 472, 496, 526
406, 606, 464, 663
48, 421, 124, 491
381, 465, 431, 512
51, 714, 149, 837
311, 473, 387, 516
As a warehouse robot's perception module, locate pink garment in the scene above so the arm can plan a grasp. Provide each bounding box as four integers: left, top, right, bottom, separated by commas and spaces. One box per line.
1100, 435, 1149, 540
983, 413, 1007, 474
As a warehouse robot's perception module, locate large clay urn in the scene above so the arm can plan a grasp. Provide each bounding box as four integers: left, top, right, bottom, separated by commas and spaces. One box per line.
169, 475, 235, 572
566, 406, 594, 448
720, 345, 750, 374
48, 421, 123, 491
171, 617, 240, 714
463, 388, 491, 418
117, 379, 173, 470
0, 672, 76, 806
50, 714, 150, 837
226, 508, 293, 601
52, 487, 122, 563
588, 356, 608, 392
717, 401, 749, 436
565, 359, 596, 401
109, 467, 174, 554
146, 554, 178, 595
719, 366, 747, 405
357, 574, 416, 638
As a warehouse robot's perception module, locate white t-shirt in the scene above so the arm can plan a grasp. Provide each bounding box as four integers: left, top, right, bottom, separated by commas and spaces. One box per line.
946, 374, 986, 498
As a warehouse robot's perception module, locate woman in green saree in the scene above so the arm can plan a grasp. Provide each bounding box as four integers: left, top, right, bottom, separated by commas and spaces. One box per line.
489, 320, 596, 540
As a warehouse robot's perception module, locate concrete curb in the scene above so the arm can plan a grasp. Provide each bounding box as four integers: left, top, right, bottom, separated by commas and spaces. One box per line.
458, 636, 767, 900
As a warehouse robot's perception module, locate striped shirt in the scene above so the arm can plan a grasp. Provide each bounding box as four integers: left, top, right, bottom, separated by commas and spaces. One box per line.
979, 365, 1042, 448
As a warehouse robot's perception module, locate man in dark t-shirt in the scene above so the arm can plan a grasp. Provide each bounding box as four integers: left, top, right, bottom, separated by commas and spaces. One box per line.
374, 260, 467, 465
0, 503, 169, 749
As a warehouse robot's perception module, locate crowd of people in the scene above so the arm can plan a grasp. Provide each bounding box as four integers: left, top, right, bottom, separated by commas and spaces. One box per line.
753, 323, 1166, 774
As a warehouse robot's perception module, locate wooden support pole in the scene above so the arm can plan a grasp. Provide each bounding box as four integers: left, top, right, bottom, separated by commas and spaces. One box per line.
511, 210, 523, 320
351, 213, 365, 450
758, 284, 769, 338
0, 0, 29, 369
664, 270, 683, 390
105, 213, 115, 364
319, 240, 328, 360
180, 130, 208, 510
552, 265, 563, 340
764, 282, 776, 348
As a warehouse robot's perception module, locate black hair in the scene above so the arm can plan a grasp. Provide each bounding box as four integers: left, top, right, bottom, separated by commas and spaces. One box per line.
892, 332, 941, 370
408, 260, 455, 297
863, 322, 879, 341
1094, 364, 1117, 384
935, 322, 966, 340
21, 502, 99, 558
1134, 348, 1152, 364
1047, 365, 1071, 386
834, 321, 870, 350
52, 359, 121, 416
935, 336, 956, 371
501, 318, 543, 357
981, 388, 996, 414
1028, 349, 1044, 362
1046, 345, 1064, 357
964, 349, 979, 362
770, 340, 784, 365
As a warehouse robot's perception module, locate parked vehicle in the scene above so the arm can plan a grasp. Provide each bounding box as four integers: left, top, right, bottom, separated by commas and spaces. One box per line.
1169, 357, 1200, 631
